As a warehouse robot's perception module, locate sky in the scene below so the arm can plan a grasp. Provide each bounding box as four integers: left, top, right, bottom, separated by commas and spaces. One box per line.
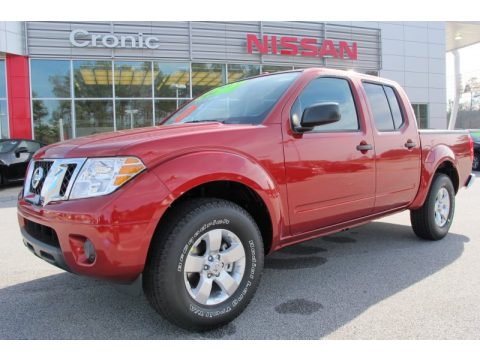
446, 42, 480, 105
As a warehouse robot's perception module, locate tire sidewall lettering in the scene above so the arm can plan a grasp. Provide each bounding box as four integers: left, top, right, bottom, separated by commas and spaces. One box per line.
177, 217, 259, 319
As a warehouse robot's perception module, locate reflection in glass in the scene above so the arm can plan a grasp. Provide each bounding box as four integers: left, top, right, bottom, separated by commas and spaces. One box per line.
155, 100, 177, 125
227, 64, 260, 83
0, 59, 6, 99
0, 100, 8, 138
116, 100, 153, 130
75, 100, 114, 137
154, 63, 190, 98
114, 61, 152, 98
261, 65, 293, 74
192, 63, 226, 97
31, 60, 71, 98
32, 100, 72, 144
73, 61, 113, 98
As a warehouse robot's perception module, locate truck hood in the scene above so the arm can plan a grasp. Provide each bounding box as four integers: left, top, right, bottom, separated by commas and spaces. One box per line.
36, 122, 255, 166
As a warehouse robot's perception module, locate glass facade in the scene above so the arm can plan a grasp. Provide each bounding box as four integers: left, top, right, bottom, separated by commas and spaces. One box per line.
412, 103, 429, 129
29, 60, 299, 143
0, 59, 8, 139
32, 100, 72, 144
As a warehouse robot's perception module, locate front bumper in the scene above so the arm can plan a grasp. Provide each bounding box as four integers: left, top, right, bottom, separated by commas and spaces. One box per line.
21, 226, 70, 272
17, 170, 171, 283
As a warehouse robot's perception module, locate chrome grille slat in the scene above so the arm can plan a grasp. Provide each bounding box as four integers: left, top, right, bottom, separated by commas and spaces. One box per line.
23, 158, 86, 206
29, 161, 54, 195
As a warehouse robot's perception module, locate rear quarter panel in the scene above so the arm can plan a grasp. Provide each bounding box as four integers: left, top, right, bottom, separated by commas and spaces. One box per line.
410, 130, 472, 209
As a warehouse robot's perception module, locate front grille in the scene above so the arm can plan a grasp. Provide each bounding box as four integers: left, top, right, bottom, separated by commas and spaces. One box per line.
24, 219, 60, 248
59, 164, 77, 197
29, 161, 53, 195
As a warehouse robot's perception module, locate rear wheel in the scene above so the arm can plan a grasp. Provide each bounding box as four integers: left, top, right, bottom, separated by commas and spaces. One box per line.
143, 198, 264, 331
410, 173, 455, 240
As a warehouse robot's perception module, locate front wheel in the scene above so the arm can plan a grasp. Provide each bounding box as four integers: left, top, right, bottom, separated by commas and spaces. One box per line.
410, 173, 455, 240
143, 198, 264, 331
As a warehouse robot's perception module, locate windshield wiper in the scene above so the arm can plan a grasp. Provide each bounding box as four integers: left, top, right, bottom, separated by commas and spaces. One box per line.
183, 119, 227, 124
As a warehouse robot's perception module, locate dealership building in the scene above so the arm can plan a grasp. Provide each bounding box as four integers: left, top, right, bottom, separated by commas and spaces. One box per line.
0, 21, 447, 144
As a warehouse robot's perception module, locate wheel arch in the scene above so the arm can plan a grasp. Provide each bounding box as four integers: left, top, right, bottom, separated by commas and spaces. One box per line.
410, 144, 460, 210
148, 151, 286, 255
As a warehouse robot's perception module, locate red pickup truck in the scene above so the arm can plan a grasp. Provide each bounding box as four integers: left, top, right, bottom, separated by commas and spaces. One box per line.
18, 68, 475, 331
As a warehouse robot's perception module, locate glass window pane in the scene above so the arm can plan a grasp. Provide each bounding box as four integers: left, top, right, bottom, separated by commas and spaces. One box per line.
31, 60, 71, 98
73, 61, 113, 98
192, 63, 226, 97
165, 72, 299, 126
412, 104, 429, 128
114, 61, 152, 98
154, 63, 190, 98
75, 100, 114, 137
261, 65, 292, 74
227, 64, 260, 83
291, 77, 359, 132
363, 82, 395, 131
0, 100, 8, 138
155, 100, 177, 125
0, 59, 6, 99
32, 100, 72, 144
115, 100, 153, 130
419, 103, 428, 118
384, 86, 404, 129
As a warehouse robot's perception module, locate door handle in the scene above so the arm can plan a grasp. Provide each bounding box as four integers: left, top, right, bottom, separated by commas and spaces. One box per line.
404, 140, 416, 149
356, 143, 373, 152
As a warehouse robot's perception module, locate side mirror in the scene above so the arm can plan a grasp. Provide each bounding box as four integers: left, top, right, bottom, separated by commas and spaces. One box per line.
15, 147, 29, 157
292, 102, 341, 133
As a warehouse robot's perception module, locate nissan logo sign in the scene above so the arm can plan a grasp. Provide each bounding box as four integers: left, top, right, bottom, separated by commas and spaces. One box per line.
31, 167, 44, 190
69, 29, 160, 50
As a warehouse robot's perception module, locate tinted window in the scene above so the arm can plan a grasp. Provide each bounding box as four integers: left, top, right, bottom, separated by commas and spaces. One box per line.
363, 82, 395, 131
18, 140, 41, 153
154, 63, 190, 98
114, 61, 152, 98
31, 60, 71, 98
32, 100, 72, 144
384, 86, 404, 129
73, 61, 113, 98
412, 103, 428, 129
0, 59, 6, 98
191, 63, 226, 97
291, 77, 359, 132
0, 140, 18, 153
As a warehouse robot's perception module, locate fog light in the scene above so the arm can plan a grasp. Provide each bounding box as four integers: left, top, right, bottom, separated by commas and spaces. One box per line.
83, 239, 96, 263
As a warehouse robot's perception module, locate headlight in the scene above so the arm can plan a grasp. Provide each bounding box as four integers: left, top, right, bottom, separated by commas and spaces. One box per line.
70, 157, 146, 199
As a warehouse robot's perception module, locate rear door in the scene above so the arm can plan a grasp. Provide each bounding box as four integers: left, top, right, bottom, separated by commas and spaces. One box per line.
362, 82, 421, 212
284, 76, 376, 235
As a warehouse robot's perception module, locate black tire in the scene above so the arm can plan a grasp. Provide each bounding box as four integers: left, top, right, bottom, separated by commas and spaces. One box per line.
410, 173, 455, 240
143, 198, 264, 331
473, 152, 480, 171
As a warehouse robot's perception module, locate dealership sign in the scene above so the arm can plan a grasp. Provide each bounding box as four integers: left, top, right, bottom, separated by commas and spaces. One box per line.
69, 29, 160, 49
246, 34, 358, 60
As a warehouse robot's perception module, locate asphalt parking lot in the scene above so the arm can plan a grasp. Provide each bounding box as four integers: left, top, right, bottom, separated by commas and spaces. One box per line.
1, 174, 479, 339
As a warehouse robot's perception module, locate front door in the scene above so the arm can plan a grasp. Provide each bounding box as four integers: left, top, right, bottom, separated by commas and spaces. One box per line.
284, 76, 376, 235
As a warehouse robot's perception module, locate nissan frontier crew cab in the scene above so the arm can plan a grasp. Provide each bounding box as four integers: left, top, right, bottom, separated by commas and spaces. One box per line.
18, 68, 475, 331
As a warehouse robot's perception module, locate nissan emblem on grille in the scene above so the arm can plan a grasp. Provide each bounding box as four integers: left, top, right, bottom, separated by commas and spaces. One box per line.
31, 167, 44, 190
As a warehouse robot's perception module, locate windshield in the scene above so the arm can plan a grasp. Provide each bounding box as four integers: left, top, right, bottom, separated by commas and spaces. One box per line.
0, 140, 18, 153
163, 72, 300, 125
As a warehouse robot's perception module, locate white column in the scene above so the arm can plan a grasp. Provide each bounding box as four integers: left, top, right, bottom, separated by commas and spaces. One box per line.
448, 49, 461, 130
